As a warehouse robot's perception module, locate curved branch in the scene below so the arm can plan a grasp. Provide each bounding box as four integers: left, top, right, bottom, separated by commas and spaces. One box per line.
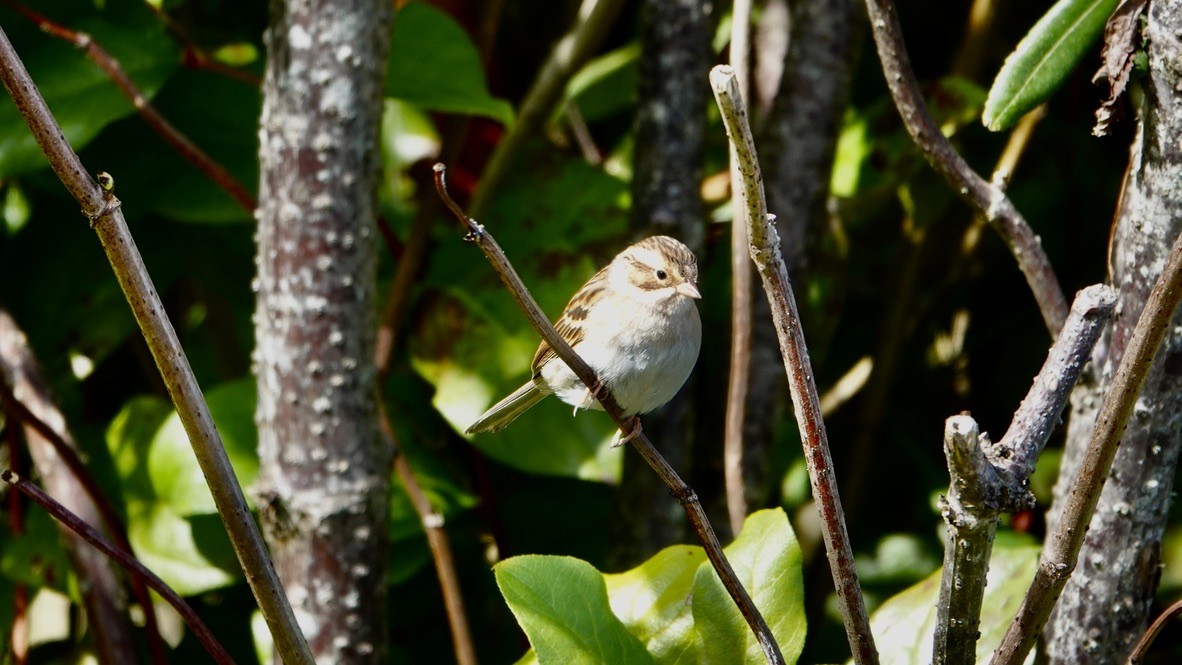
1, 470, 234, 665
992, 227, 1182, 664
862, 0, 1068, 337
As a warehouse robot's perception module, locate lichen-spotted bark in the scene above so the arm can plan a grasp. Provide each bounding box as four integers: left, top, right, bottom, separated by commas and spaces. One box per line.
1045, 2, 1182, 661
255, 1, 391, 662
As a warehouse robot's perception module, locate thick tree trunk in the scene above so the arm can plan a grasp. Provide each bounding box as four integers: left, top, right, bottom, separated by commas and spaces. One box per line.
612, 0, 714, 567
255, 1, 392, 662
1044, 2, 1182, 661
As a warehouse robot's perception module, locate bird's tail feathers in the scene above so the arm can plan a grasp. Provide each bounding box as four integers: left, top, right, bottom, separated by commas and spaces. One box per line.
465, 381, 547, 434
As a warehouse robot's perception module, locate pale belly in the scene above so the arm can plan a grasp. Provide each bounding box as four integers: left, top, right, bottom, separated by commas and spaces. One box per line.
540, 305, 702, 416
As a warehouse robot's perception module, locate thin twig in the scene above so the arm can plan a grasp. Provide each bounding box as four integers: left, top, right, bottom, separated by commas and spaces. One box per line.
0, 26, 314, 665
0, 380, 168, 665
992, 228, 1182, 664
468, 0, 626, 217
934, 285, 1115, 664
379, 399, 477, 665
4, 404, 29, 665
434, 162, 785, 665
0, 470, 235, 665
709, 65, 876, 665
724, 0, 755, 537
3, 0, 256, 211
863, 0, 1068, 338
1128, 596, 1182, 664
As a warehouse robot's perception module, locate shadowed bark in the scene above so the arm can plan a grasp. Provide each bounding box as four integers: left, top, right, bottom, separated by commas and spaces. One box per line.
612, 0, 715, 567
254, 0, 392, 662
1045, 3, 1182, 662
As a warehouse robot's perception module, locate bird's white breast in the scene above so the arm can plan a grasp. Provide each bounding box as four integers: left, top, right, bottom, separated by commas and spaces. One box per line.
540, 294, 702, 416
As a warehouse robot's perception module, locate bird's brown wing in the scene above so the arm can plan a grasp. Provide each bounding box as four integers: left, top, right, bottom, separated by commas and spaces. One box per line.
531, 265, 609, 375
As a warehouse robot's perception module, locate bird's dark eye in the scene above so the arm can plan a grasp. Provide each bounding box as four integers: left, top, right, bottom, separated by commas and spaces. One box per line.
656, 270, 668, 280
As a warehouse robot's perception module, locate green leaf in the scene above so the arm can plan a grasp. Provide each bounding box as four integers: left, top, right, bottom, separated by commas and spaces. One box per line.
0, 508, 72, 593
148, 379, 259, 515
107, 380, 258, 515
0, 2, 181, 175
692, 508, 806, 665
864, 538, 1040, 664
983, 0, 1120, 131
126, 503, 241, 596
604, 545, 707, 663
387, 2, 513, 125
566, 44, 640, 122
495, 555, 653, 665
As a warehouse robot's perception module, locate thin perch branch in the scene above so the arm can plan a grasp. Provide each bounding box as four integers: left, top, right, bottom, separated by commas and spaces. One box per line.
862, 0, 1068, 337
710, 64, 877, 665
1128, 596, 1182, 664
933, 285, 1115, 664
434, 163, 785, 665
1, 470, 234, 665
992, 227, 1182, 664
724, 0, 755, 537
0, 25, 315, 665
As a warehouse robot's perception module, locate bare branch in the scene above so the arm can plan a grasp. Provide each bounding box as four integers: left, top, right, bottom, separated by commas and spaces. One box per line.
0, 25, 314, 665
1128, 596, 1182, 664
434, 163, 786, 665
1, 470, 234, 665
710, 64, 877, 665
862, 0, 1068, 337
993, 228, 1182, 664
724, 0, 755, 537
934, 285, 1115, 664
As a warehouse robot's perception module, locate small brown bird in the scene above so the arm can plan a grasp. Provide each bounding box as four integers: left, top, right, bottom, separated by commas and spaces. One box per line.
466, 236, 702, 439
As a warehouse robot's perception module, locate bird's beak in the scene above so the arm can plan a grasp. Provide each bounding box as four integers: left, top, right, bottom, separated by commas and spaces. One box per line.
676, 281, 702, 299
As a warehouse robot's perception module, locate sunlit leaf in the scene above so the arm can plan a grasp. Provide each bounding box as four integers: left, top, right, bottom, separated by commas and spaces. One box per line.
495, 555, 653, 664
148, 379, 259, 515
865, 538, 1039, 664
983, 0, 1120, 131
693, 508, 806, 664
604, 545, 706, 663
126, 503, 241, 596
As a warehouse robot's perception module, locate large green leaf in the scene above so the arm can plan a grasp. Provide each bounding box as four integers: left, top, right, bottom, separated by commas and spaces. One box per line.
496, 555, 653, 665
503, 510, 806, 664
0, 1, 180, 175
865, 537, 1040, 664
983, 0, 1120, 131
126, 503, 241, 596
106, 380, 259, 516
692, 509, 806, 665
387, 2, 513, 125
147, 378, 259, 516
604, 545, 706, 663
